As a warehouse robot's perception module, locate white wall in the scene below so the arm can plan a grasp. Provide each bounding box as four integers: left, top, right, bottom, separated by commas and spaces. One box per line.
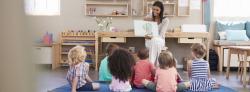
0, 0, 34, 92
27, 0, 203, 42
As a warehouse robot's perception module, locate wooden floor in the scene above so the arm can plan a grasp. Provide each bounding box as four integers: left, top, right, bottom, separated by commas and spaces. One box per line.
36, 66, 250, 92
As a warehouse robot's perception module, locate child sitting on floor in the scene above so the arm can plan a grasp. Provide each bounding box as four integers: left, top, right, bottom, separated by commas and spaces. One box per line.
66, 46, 100, 92
99, 44, 119, 81
187, 43, 220, 91
142, 50, 189, 92
132, 48, 155, 88
108, 48, 136, 91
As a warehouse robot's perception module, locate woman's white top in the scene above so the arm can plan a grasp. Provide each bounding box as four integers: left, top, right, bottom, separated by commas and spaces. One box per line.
145, 17, 169, 66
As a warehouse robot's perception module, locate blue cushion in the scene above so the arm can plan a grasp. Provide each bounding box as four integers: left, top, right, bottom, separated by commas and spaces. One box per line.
49, 82, 152, 92
226, 30, 249, 41
185, 86, 236, 92
49, 82, 236, 92
245, 21, 250, 38
216, 20, 246, 32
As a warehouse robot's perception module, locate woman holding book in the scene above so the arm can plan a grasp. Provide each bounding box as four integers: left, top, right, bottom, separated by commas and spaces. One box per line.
144, 0, 169, 66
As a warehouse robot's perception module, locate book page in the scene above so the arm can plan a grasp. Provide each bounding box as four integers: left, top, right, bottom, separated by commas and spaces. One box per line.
134, 20, 159, 37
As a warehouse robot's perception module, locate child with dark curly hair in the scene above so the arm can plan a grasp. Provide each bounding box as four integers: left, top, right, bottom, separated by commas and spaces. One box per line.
108, 48, 136, 91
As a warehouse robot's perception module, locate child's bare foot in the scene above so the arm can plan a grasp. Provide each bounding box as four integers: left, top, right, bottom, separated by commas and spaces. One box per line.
142, 79, 150, 86
212, 83, 220, 89
183, 81, 191, 88
92, 83, 100, 90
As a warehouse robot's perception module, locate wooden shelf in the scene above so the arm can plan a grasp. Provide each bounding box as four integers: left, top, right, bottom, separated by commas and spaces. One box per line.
178, 15, 191, 17
61, 52, 94, 55
61, 43, 95, 46
177, 0, 190, 16
86, 2, 128, 6
34, 44, 53, 47
85, 0, 129, 17
147, 2, 176, 5
86, 14, 128, 17
62, 38, 96, 41
84, 0, 190, 17
146, 1, 176, 17
131, 0, 144, 16
54, 31, 98, 70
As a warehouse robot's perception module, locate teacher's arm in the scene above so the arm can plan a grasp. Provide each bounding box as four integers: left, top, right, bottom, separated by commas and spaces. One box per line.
144, 14, 153, 21
144, 15, 153, 39
159, 18, 169, 39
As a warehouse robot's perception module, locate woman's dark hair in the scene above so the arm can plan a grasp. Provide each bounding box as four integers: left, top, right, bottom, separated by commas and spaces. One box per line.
158, 50, 176, 69
137, 48, 149, 60
108, 48, 136, 82
106, 43, 119, 56
152, 1, 164, 23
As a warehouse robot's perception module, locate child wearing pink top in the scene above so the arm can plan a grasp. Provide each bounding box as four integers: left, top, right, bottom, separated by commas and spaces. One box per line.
108, 48, 136, 91
142, 50, 189, 92
132, 48, 154, 88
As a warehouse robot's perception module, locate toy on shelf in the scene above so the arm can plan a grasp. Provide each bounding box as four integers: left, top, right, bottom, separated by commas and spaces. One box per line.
87, 8, 96, 15
61, 30, 96, 41
58, 30, 97, 68
41, 32, 53, 45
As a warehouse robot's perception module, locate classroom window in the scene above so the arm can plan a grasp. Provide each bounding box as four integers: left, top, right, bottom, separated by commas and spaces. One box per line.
214, 0, 250, 17
25, 0, 60, 16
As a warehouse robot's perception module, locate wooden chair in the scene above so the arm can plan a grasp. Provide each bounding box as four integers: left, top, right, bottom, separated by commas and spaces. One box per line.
236, 51, 250, 83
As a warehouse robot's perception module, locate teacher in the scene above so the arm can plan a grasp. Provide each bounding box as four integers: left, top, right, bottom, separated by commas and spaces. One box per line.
144, 1, 169, 66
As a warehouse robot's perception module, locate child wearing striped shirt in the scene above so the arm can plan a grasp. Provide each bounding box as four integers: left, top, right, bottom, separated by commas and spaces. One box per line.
187, 43, 220, 91
66, 46, 100, 92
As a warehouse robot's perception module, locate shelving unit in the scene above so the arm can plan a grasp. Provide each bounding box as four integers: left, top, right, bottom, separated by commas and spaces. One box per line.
131, 0, 145, 16
84, 0, 190, 17
56, 31, 98, 70
177, 0, 190, 16
85, 0, 129, 17
86, 14, 128, 17
146, 0, 177, 17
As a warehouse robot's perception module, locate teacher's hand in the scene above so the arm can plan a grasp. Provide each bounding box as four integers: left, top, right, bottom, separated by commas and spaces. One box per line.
144, 15, 152, 21
145, 34, 152, 39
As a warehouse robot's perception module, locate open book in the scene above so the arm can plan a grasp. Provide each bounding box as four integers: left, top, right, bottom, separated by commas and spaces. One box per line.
134, 20, 159, 37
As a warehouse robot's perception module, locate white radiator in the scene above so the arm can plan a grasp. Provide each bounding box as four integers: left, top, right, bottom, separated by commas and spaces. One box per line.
33, 47, 52, 64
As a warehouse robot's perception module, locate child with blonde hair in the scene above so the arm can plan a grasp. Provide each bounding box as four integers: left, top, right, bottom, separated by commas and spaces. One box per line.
66, 46, 99, 92
187, 43, 220, 91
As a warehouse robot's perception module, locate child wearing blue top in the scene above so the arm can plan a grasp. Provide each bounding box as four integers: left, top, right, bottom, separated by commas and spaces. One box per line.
99, 44, 119, 81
